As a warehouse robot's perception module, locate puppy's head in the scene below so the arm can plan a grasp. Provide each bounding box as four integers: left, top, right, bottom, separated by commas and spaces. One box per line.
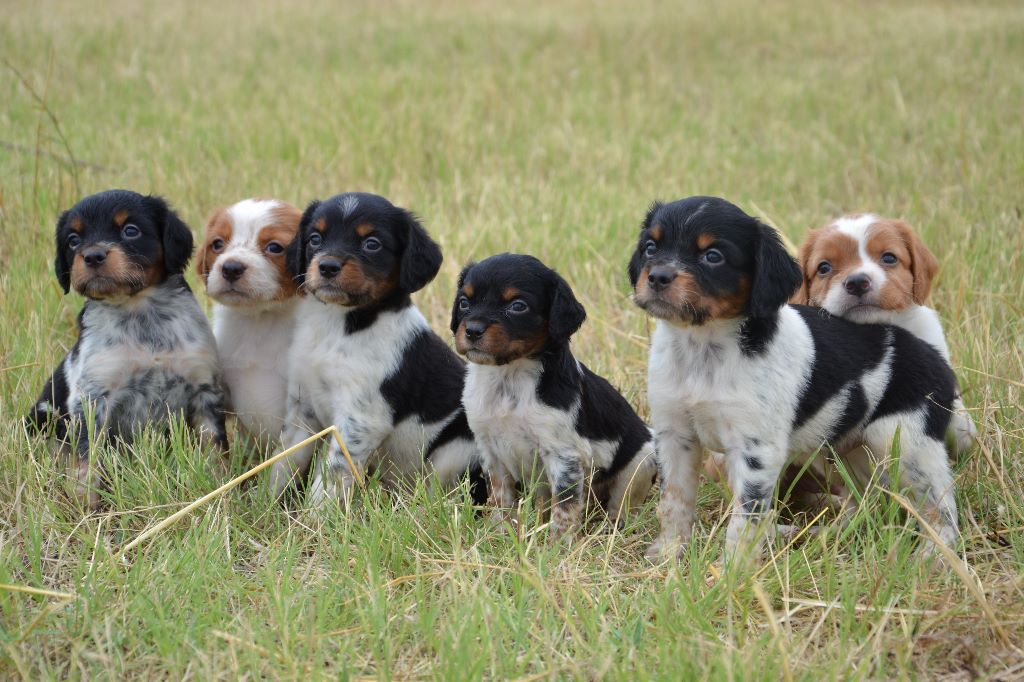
793, 214, 939, 319
288, 193, 442, 307
196, 199, 302, 307
55, 190, 193, 300
450, 254, 586, 365
628, 196, 800, 324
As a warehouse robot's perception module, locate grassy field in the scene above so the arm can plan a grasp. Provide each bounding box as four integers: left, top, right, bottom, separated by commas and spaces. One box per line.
2, 0, 1023, 678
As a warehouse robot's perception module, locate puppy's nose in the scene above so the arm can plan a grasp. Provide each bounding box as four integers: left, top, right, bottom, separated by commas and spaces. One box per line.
318, 258, 342, 279
464, 320, 487, 342
647, 266, 676, 291
82, 248, 107, 268
844, 273, 872, 296
221, 260, 246, 282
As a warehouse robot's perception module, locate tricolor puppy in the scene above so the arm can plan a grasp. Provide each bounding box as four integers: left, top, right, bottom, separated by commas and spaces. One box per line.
794, 214, 976, 455
452, 254, 656, 537
27, 190, 227, 509
269, 192, 485, 506
629, 196, 960, 561
196, 199, 302, 447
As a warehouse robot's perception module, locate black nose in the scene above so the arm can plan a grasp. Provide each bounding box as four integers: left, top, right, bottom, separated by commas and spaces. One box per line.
464, 320, 487, 342
319, 258, 342, 279
647, 266, 676, 291
82, 248, 107, 268
844, 274, 872, 296
221, 260, 246, 282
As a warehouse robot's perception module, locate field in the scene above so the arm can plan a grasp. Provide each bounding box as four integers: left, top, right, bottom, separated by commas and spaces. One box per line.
2, 0, 1023, 678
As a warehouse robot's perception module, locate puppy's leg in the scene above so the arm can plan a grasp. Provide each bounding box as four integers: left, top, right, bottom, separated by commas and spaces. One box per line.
722, 437, 787, 561
646, 425, 703, 561
188, 382, 230, 459
480, 441, 518, 525
269, 398, 321, 500
307, 414, 390, 508
864, 420, 959, 552
949, 394, 977, 456
67, 398, 107, 511
604, 440, 657, 528
542, 449, 585, 539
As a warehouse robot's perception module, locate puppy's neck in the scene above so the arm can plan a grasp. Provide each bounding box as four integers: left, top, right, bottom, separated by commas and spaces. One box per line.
657, 311, 781, 357
851, 302, 950, 361
311, 288, 413, 335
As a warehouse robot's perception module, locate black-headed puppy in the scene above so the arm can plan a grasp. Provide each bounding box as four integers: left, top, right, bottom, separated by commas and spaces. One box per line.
27, 189, 227, 508
269, 192, 485, 506
451, 254, 656, 537
628, 196, 959, 561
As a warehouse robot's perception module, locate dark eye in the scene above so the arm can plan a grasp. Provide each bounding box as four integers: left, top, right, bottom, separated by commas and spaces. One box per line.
816, 261, 832, 276
701, 248, 724, 265
308, 233, 322, 248
67, 234, 81, 249
122, 224, 140, 239
363, 237, 382, 253
508, 300, 528, 314
644, 240, 657, 257
458, 296, 469, 312
266, 241, 284, 255
880, 252, 898, 265
211, 238, 225, 252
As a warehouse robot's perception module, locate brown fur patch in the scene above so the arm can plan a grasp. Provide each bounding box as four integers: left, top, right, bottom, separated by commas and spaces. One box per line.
113, 210, 130, 227
634, 267, 749, 321
71, 245, 161, 299
69, 216, 83, 233
866, 218, 938, 306
696, 233, 715, 250
196, 207, 233, 282
262, 203, 302, 299
798, 227, 860, 306
454, 321, 548, 362
462, 283, 474, 297
501, 287, 520, 302
355, 223, 374, 238
315, 218, 326, 232
309, 255, 397, 305
649, 224, 663, 241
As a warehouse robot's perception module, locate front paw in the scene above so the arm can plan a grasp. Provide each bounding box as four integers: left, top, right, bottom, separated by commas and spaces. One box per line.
307, 470, 355, 509
645, 534, 686, 563
71, 459, 103, 511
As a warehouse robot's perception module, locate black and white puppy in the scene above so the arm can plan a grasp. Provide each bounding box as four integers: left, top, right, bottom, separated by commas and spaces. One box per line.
451, 254, 656, 537
27, 190, 227, 508
628, 196, 959, 561
269, 192, 485, 506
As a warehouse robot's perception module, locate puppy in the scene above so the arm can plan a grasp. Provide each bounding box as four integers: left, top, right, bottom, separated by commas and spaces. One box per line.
451, 254, 656, 537
269, 192, 485, 506
794, 214, 976, 455
27, 190, 227, 508
196, 199, 302, 447
629, 196, 959, 561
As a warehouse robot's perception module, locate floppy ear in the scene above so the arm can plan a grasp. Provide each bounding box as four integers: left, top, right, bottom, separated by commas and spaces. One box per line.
144, 195, 193, 275
288, 200, 320, 286
399, 210, 443, 293
628, 200, 664, 288
897, 220, 939, 304
449, 263, 474, 334
54, 210, 72, 294
750, 221, 802, 318
547, 273, 587, 344
195, 207, 225, 284
790, 228, 820, 305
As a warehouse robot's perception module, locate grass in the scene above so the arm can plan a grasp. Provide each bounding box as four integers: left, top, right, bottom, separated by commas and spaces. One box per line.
1, 0, 1023, 678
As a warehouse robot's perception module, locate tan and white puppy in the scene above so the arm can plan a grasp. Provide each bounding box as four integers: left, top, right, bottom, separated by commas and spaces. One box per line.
196, 199, 302, 447
793, 214, 976, 455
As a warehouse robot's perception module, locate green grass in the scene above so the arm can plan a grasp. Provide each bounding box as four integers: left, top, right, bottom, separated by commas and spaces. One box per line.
2, 0, 1023, 678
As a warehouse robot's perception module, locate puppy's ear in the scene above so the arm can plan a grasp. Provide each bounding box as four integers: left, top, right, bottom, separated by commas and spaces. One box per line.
750, 221, 801, 318
790, 228, 820, 305
896, 220, 939, 304
145, 195, 194, 275
288, 200, 320, 286
54, 210, 72, 294
449, 263, 474, 334
195, 207, 225, 284
548, 273, 587, 344
628, 201, 663, 287
399, 211, 443, 293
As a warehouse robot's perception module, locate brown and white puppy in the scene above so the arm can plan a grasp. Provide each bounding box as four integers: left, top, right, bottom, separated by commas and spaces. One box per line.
793, 214, 976, 455
196, 199, 302, 447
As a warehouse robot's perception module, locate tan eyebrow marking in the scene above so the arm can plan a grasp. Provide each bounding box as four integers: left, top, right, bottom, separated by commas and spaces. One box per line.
462, 282, 474, 297
649, 224, 663, 241
356, 223, 374, 237
113, 210, 130, 227
314, 218, 327, 232
69, 216, 83, 233
502, 287, 520, 302
696, 233, 715, 250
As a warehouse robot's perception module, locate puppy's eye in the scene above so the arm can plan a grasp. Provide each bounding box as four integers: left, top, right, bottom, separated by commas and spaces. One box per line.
211, 238, 226, 252
363, 237, 382, 253
880, 252, 898, 265
67, 234, 81, 249
644, 240, 657, 257
122, 224, 140, 239
265, 241, 284, 255
701, 248, 724, 265
458, 296, 469, 312
508, 300, 529, 314
308, 233, 322, 248
816, 261, 832, 276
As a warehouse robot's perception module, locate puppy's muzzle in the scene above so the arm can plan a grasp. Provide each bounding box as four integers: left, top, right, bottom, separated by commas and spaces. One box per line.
319, 257, 342, 280
82, 247, 108, 268
843, 273, 872, 296
221, 260, 247, 283
647, 265, 677, 293
463, 320, 487, 342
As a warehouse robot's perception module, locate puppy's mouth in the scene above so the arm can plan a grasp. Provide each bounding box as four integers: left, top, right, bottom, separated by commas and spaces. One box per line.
308, 281, 372, 307
633, 293, 708, 325
76, 275, 142, 301
464, 349, 499, 365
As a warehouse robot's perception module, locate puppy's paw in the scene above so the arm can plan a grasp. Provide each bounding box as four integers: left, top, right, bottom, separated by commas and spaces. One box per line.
645, 535, 686, 563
